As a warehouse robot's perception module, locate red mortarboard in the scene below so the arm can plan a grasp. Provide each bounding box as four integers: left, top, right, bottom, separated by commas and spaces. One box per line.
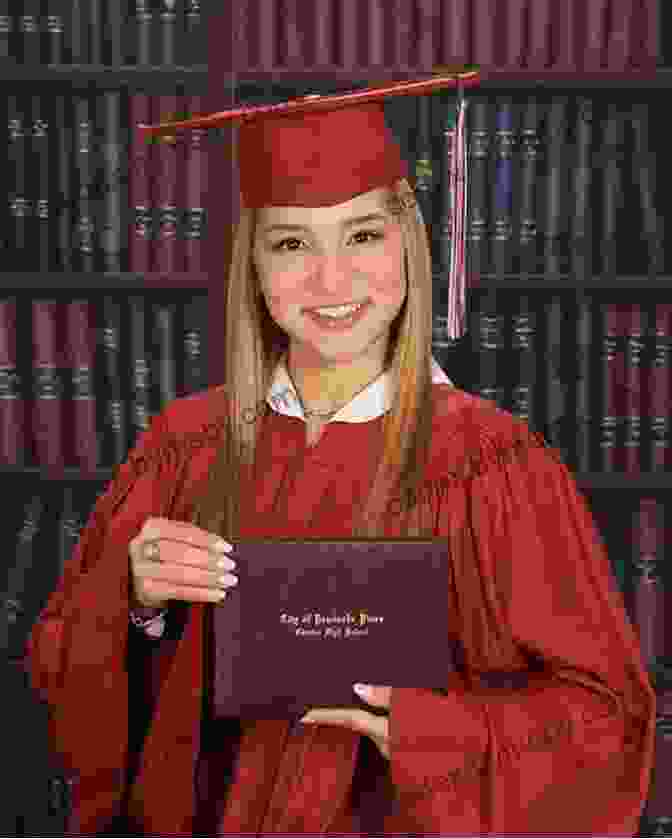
137, 67, 480, 337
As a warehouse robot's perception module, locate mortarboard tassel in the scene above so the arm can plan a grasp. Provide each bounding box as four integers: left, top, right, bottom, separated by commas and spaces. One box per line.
447, 90, 469, 341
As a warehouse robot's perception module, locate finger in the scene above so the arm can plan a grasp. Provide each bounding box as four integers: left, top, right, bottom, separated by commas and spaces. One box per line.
137, 577, 230, 604
133, 549, 238, 593
138, 517, 234, 555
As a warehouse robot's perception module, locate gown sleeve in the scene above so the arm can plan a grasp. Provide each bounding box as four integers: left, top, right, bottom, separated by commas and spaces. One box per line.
388, 421, 656, 837
22, 409, 187, 804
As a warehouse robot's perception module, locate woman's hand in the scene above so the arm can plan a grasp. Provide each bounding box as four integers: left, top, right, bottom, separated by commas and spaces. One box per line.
299, 684, 392, 759
129, 517, 237, 608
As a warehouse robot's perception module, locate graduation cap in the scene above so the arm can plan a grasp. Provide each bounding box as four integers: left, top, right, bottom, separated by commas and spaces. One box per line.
137, 66, 480, 340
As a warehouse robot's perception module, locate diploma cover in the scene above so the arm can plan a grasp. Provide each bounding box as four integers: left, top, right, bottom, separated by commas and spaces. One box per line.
210, 539, 457, 719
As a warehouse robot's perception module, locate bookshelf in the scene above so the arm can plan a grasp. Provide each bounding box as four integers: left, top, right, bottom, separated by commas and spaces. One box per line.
1, 13, 670, 836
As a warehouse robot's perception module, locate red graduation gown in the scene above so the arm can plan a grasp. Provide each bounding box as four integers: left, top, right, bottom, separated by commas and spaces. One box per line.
24, 384, 655, 836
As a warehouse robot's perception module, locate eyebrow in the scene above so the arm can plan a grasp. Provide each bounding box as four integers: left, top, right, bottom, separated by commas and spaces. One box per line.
261, 212, 391, 235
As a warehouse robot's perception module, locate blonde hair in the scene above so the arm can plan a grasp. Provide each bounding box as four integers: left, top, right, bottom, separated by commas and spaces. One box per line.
190, 177, 438, 539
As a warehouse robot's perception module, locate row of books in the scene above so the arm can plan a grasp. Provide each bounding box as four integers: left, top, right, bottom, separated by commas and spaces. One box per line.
0, 0, 205, 66
2, 0, 659, 71
448, 297, 671, 474
0, 296, 208, 470
0, 294, 669, 474
3, 90, 208, 274
2, 89, 665, 276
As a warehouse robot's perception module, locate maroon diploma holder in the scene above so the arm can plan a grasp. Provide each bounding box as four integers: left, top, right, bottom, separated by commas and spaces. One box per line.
210, 539, 458, 720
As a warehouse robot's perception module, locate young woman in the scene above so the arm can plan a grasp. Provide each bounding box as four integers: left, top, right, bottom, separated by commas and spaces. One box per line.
25, 80, 655, 836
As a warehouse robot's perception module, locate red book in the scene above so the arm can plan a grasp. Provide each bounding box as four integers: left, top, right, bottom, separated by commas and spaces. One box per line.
650, 303, 671, 472
553, 0, 581, 69
630, 499, 666, 674
212, 539, 455, 719
64, 301, 99, 474
367, 0, 385, 67
153, 93, 180, 275
583, 0, 609, 69
0, 299, 25, 466
527, 0, 552, 68
623, 305, 643, 473
470, 0, 496, 68
31, 300, 65, 474
505, 0, 527, 67
128, 93, 153, 273
183, 94, 206, 275
441, 0, 470, 65
605, 0, 634, 69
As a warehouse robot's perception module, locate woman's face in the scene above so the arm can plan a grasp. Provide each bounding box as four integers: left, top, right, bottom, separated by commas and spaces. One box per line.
252, 187, 407, 367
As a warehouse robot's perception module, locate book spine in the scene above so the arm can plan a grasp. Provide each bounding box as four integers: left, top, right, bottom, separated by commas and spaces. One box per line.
467, 99, 489, 284
98, 91, 123, 273
185, 0, 203, 66
153, 303, 177, 408
45, 0, 65, 64
69, 0, 87, 64
89, 0, 101, 64
136, 0, 153, 67
342, 3, 356, 69
58, 485, 83, 591
631, 498, 664, 674
258, 0, 277, 68
527, 0, 551, 68
128, 94, 153, 273
0, 495, 44, 657
583, 0, 609, 69
600, 103, 624, 280
100, 297, 128, 465
631, 102, 663, 276
645, 690, 672, 828
438, 101, 455, 284
74, 95, 95, 272
31, 300, 65, 474
598, 305, 623, 473
107, 0, 123, 65
543, 98, 567, 277
606, 0, 634, 69
182, 295, 207, 394
160, 0, 177, 66
504, 0, 526, 67
8, 95, 29, 268
571, 98, 594, 283
54, 94, 72, 270
518, 99, 539, 276
154, 93, 180, 274
19, 0, 41, 64
0, 0, 9, 59
313, 0, 335, 67
65, 301, 99, 473
491, 100, 514, 279
473, 294, 505, 407
31, 94, 51, 271
442, 0, 469, 63
184, 95, 206, 273
545, 298, 569, 463
471, 0, 495, 68
415, 0, 434, 69
0, 298, 25, 466
575, 299, 591, 472
129, 296, 152, 442
623, 305, 643, 474
366, 0, 385, 68
510, 296, 536, 430
414, 94, 433, 247
649, 303, 671, 472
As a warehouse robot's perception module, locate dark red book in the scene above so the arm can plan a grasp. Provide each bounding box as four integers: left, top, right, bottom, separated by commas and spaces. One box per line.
622, 305, 643, 473
599, 304, 625, 472
212, 539, 455, 720
31, 301, 65, 475
153, 93, 180, 274
64, 301, 99, 474
183, 94, 207, 275
0, 298, 26, 466
527, 0, 552, 68
630, 498, 666, 675
649, 303, 671, 472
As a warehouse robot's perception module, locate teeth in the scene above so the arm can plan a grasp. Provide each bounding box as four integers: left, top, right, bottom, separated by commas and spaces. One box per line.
310, 302, 364, 318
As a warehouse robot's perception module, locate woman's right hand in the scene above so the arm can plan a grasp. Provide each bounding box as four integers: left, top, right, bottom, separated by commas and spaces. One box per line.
129, 517, 238, 608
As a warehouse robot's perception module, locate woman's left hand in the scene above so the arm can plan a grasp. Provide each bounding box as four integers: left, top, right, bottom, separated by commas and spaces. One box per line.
299, 683, 392, 760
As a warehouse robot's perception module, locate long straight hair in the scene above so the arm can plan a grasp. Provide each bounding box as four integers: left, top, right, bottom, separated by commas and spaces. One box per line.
190, 177, 440, 539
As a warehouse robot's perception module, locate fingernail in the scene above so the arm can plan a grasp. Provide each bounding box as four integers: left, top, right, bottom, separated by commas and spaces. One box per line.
217, 558, 236, 570
214, 540, 233, 552
353, 683, 369, 699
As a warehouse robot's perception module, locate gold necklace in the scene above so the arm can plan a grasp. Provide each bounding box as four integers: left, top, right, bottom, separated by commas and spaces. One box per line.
293, 368, 384, 419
